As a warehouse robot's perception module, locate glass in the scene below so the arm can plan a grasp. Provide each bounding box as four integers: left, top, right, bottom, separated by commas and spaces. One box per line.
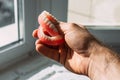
0, 0, 15, 27
0, 0, 20, 48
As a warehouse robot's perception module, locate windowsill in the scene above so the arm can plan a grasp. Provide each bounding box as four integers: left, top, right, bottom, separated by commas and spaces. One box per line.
87, 26, 120, 30
0, 55, 90, 80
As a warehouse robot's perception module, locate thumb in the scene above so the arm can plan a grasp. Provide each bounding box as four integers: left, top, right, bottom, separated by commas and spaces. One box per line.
57, 22, 71, 34
57, 22, 86, 35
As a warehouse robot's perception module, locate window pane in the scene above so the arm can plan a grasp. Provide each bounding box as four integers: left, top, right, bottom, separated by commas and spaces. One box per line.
0, 0, 15, 27
68, 0, 120, 27
0, 0, 19, 48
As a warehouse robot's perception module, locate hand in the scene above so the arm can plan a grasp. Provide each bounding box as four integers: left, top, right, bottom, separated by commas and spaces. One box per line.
32, 22, 99, 74
33, 22, 120, 80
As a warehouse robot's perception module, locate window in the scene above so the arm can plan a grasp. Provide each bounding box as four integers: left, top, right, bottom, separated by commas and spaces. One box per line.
68, 0, 120, 47
0, 0, 19, 48
0, 0, 36, 68
0, 0, 68, 69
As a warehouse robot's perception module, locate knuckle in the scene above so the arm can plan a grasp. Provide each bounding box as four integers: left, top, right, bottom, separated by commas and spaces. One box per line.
68, 23, 78, 27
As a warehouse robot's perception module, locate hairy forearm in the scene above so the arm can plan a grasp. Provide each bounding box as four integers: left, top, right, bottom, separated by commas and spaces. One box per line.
88, 41, 120, 80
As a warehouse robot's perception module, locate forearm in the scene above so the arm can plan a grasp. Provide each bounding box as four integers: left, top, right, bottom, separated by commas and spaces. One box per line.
88, 41, 120, 80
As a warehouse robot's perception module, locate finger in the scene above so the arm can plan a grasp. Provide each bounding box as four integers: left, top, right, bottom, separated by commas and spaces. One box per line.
58, 22, 80, 34
58, 22, 86, 34
57, 22, 70, 34
35, 39, 42, 45
36, 43, 60, 61
78, 24, 87, 30
32, 29, 38, 38
59, 44, 67, 65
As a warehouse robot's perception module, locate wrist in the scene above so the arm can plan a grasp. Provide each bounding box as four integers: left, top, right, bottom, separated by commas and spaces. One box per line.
88, 40, 120, 80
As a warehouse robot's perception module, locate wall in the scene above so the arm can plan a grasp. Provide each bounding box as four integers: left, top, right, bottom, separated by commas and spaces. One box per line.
68, 0, 120, 25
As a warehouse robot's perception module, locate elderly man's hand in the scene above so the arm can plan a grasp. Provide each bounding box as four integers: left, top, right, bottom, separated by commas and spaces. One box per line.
32, 22, 120, 80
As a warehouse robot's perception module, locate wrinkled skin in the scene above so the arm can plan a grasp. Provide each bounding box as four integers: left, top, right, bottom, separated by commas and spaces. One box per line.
32, 22, 98, 74
33, 22, 120, 80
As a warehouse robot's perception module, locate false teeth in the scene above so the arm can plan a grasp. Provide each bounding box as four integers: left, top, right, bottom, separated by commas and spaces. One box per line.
37, 11, 64, 46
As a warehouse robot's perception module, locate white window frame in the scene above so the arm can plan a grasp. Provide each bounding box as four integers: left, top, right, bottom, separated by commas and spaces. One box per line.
0, 0, 68, 69
0, 0, 37, 69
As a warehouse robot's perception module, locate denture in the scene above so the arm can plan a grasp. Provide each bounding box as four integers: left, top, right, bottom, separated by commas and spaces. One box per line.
37, 11, 64, 46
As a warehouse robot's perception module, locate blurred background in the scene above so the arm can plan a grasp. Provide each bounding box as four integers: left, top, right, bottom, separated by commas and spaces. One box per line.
68, 0, 120, 26
0, 0, 14, 27
0, 0, 120, 80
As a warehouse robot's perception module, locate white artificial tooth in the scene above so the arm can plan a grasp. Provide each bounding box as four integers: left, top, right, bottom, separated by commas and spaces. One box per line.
40, 12, 47, 20
41, 15, 46, 21
43, 15, 46, 18
43, 11, 50, 17
49, 24, 58, 32
53, 28, 58, 32
44, 18, 49, 23
41, 34, 44, 38
43, 11, 48, 14
42, 11, 48, 16
42, 17, 47, 24
40, 12, 45, 17
49, 24, 55, 29
51, 15, 58, 21
41, 13, 45, 17
45, 11, 51, 16
46, 21, 51, 25
40, 29, 44, 36
44, 35, 51, 41
52, 15, 55, 19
